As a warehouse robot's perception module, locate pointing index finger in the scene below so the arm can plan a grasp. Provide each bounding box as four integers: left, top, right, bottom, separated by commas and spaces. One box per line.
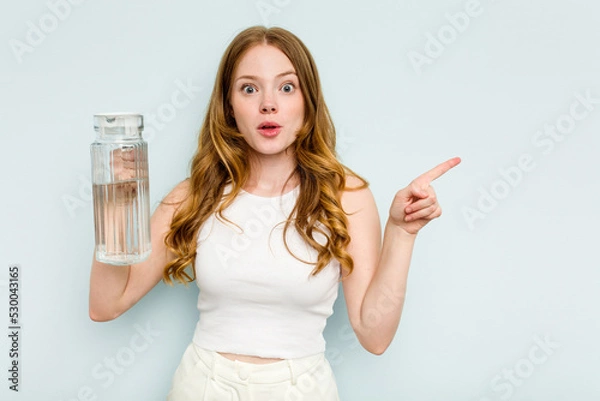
416, 157, 462, 184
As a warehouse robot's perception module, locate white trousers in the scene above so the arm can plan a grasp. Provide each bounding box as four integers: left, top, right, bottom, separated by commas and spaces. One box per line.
167, 343, 341, 401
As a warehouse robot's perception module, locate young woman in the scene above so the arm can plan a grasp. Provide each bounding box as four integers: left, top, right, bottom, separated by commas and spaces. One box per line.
89, 26, 460, 400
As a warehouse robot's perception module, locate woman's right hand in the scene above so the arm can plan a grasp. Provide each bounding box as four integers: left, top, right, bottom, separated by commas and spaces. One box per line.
89, 179, 190, 322
110, 147, 146, 202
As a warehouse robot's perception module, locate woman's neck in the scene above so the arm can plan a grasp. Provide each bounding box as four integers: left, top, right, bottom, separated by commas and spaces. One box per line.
244, 151, 299, 197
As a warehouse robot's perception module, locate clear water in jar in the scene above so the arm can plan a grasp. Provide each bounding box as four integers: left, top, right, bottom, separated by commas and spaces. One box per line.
93, 178, 151, 265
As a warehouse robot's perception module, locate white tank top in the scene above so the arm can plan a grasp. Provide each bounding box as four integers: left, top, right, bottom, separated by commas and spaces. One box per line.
191, 185, 341, 359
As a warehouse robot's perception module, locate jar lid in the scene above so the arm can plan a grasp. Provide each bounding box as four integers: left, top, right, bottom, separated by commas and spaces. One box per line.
94, 113, 144, 139
94, 113, 143, 130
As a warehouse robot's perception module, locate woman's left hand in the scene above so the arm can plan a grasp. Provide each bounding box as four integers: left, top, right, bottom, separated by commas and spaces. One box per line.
389, 157, 461, 235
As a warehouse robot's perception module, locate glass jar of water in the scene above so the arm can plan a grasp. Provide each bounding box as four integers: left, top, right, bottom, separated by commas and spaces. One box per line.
91, 113, 151, 265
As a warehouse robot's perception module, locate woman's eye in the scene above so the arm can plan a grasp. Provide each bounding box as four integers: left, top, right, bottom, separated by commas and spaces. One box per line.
242, 85, 256, 94
281, 83, 295, 93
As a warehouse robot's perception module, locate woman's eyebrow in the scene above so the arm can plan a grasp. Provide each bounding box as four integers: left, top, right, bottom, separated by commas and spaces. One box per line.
234, 71, 297, 82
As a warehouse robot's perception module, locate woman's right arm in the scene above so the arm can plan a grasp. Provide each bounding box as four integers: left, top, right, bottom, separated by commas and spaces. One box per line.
88, 179, 190, 322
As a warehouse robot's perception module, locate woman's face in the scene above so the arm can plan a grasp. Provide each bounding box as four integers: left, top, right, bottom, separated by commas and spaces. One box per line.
229, 44, 305, 162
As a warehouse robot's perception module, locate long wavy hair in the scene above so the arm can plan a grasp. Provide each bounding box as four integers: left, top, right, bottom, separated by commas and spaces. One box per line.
163, 26, 367, 285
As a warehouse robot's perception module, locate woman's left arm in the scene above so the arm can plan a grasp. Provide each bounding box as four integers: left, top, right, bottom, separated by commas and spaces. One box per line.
341, 157, 461, 355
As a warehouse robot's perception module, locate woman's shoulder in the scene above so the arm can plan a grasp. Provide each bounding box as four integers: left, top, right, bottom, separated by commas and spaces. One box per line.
343, 173, 368, 190
160, 179, 192, 209
340, 172, 374, 211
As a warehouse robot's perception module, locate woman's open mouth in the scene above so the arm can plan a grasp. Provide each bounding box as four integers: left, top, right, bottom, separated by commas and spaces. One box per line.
257, 121, 282, 137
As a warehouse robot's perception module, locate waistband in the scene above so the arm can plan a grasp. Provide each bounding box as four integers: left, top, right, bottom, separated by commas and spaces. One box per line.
192, 344, 326, 385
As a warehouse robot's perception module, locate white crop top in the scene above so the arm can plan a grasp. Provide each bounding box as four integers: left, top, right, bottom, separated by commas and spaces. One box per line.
191, 185, 341, 359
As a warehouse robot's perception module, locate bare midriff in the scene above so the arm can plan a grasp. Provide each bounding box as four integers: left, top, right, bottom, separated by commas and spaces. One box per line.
217, 351, 284, 364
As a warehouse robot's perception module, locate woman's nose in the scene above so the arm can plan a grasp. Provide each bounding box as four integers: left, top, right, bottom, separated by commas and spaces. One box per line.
260, 95, 277, 113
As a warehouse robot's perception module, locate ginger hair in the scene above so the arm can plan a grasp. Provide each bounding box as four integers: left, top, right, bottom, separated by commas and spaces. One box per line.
163, 26, 367, 285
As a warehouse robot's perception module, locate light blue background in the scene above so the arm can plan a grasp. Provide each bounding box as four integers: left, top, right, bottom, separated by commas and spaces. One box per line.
1, 0, 599, 400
